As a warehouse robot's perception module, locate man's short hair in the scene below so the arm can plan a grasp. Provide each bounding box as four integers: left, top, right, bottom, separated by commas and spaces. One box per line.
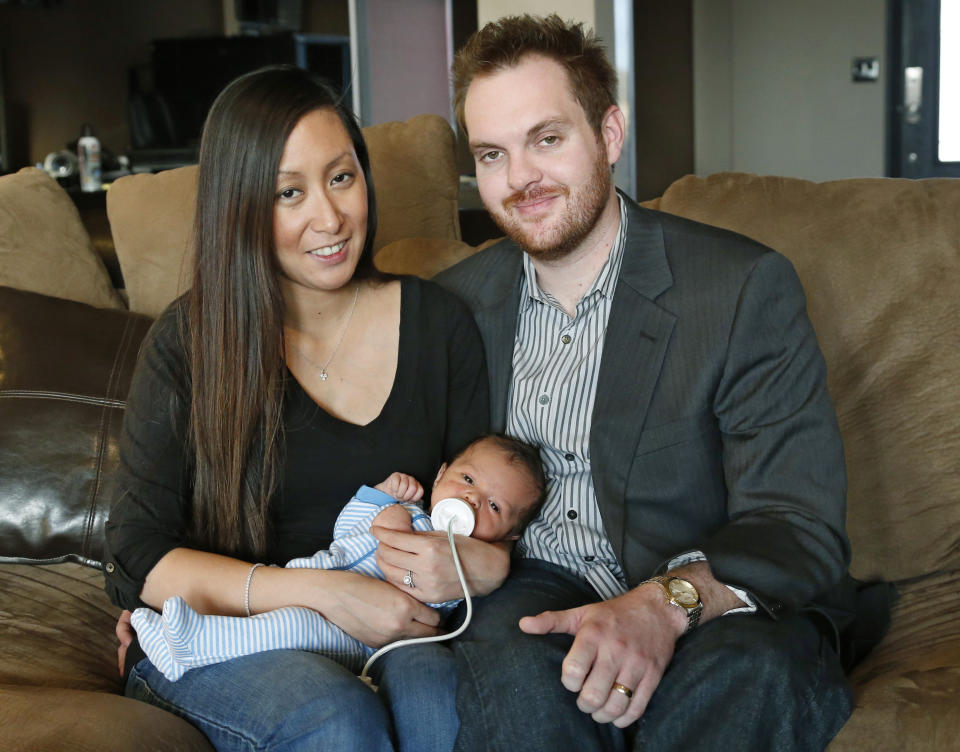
452, 13, 618, 136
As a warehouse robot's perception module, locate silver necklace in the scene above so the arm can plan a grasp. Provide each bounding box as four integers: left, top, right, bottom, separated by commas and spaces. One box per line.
287, 285, 360, 381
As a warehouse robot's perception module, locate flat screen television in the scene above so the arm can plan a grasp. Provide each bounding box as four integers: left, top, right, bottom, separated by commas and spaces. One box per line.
234, 0, 303, 34
129, 32, 350, 172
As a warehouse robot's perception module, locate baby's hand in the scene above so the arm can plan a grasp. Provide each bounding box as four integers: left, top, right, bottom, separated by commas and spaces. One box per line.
372, 503, 415, 533
375, 472, 424, 502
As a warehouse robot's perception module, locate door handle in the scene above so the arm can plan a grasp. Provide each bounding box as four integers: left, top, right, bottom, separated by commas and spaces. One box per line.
904, 66, 923, 124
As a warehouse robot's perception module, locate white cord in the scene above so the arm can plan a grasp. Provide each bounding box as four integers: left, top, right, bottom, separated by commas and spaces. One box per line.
359, 524, 472, 687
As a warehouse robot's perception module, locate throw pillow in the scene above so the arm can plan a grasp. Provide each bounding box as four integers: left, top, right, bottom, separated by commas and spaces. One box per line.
106, 165, 197, 318
0, 168, 123, 309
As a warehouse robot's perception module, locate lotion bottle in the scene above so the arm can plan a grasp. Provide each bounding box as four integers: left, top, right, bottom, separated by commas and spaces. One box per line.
77, 123, 102, 192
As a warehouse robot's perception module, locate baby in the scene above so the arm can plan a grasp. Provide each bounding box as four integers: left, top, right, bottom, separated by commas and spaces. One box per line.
132, 434, 545, 680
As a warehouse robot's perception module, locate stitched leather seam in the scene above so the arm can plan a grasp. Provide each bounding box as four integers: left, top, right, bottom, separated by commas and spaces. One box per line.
85, 315, 139, 561
0, 554, 103, 569
0, 390, 125, 408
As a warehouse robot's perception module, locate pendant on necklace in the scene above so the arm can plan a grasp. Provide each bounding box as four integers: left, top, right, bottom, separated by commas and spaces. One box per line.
286, 285, 359, 385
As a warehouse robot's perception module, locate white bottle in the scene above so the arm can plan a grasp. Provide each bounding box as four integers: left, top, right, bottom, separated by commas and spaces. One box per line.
77, 124, 102, 192
431, 497, 475, 536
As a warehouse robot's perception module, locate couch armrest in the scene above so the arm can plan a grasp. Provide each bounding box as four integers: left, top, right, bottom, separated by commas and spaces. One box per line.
0, 287, 152, 565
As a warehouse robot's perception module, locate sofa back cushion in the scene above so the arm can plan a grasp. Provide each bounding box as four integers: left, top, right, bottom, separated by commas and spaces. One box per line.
105, 166, 197, 319
0, 287, 152, 565
107, 114, 462, 317
0, 168, 124, 310
647, 173, 960, 583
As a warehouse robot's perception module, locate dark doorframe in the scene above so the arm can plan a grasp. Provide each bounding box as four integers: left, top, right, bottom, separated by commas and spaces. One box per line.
888, 0, 960, 177
633, 0, 694, 201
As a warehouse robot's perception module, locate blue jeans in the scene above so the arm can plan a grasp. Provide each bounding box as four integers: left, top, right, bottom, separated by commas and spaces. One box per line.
451, 559, 853, 752
369, 643, 459, 752
126, 644, 457, 752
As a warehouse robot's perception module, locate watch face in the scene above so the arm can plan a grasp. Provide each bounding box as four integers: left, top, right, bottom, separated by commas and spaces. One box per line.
667, 578, 699, 607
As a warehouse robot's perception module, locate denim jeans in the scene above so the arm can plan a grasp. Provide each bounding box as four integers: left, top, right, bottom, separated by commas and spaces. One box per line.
127, 643, 458, 752
368, 642, 459, 752
452, 559, 853, 752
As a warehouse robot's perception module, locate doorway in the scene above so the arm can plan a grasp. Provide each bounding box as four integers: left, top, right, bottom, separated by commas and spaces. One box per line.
890, 0, 960, 176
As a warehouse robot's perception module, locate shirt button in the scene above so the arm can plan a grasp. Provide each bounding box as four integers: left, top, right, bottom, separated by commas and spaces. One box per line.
564, 453, 575, 461
105, 562, 115, 573
538, 394, 550, 405
567, 509, 578, 520
583, 555, 595, 563
561, 334, 572, 344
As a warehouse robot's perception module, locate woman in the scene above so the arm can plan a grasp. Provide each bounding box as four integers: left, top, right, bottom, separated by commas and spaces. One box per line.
104, 66, 506, 751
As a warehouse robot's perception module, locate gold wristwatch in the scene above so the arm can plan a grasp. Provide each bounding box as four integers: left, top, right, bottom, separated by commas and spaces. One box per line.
641, 575, 702, 634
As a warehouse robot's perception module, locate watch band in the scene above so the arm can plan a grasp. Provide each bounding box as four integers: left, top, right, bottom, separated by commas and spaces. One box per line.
641, 575, 703, 634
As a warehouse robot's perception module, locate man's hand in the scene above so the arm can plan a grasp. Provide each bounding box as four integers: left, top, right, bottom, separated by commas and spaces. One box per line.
115, 609, 135, 676
519, 561, 742, 728
374, 472, 424, 502
373, 525, 511, 603
519, 583, 687, 728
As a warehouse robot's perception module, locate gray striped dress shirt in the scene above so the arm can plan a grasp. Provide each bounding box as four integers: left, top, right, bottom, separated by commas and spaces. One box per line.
508, 197, 630, 601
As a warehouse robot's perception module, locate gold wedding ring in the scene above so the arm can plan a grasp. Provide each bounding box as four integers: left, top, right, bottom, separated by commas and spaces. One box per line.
611, 682, 634, 699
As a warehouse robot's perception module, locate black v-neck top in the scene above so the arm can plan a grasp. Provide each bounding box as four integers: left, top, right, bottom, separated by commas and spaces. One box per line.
104, 276, 489, 610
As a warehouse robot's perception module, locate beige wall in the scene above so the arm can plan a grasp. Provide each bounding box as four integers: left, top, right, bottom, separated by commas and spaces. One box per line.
356, 0, 452, 126
694, 0, 887, 180
478, 0, 594, 26
1, 0, 889, 182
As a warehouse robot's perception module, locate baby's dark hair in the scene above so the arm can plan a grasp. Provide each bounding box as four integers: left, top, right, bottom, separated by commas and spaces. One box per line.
456, 433, 547, 536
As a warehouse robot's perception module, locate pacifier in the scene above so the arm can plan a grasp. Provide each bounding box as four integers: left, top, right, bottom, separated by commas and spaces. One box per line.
430, 497, 475, 536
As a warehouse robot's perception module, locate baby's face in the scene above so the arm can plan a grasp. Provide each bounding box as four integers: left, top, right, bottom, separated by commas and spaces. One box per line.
430, 441, 537, 542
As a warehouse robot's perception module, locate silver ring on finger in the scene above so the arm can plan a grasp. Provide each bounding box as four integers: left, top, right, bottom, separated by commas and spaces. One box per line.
403, 570, 416, 589
611, 682, 634, 699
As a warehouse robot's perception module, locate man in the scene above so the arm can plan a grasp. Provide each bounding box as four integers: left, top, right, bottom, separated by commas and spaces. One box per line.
433, 13, 857, 752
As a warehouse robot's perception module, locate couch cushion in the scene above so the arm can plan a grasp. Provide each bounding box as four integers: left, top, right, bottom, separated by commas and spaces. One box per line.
828, 569, 960, 751
105, 166, 198, 319
107, 114, 461, 317
650, 173, 960, 583
375, 237, 480, 278
0, 167, 124, 310
0, 684, 214, 751
0, 563, 121, 691
0, 287, 152, 565
364, 114, 462, 246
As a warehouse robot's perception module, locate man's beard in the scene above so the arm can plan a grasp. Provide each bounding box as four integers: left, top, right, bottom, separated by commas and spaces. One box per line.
489, 145, 612, 262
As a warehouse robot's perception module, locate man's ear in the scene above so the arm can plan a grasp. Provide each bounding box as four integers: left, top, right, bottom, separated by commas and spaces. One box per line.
600, 104, 626, 166
433, 463, 447, 486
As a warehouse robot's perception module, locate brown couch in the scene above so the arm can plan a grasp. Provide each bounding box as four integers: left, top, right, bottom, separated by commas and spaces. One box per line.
1, 113, 957, 750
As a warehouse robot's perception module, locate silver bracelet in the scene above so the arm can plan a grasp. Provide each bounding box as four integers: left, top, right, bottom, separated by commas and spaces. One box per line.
244, 563, 265, 616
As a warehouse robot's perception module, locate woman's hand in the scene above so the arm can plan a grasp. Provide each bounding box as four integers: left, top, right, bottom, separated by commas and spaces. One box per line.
115, 610, 135, 676
310, 570, 442, 648
372, 527, 512, 603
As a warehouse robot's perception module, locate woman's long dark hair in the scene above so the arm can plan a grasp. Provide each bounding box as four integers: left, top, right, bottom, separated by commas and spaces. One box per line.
185, 65, 379, 558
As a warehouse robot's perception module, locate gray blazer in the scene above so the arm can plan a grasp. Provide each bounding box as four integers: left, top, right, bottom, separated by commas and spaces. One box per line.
437, 195, 855, 624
